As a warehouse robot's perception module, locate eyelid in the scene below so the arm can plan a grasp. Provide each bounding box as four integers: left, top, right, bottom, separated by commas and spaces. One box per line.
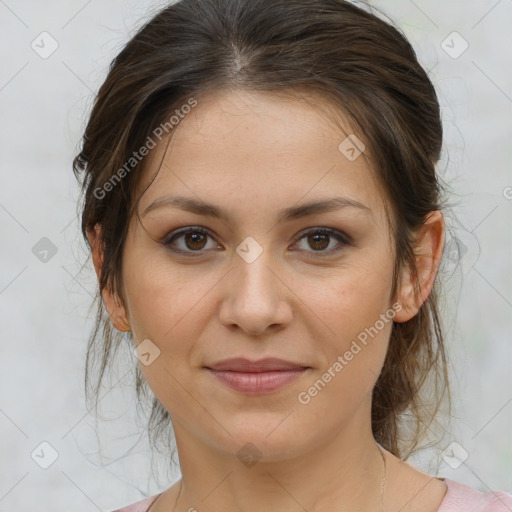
162, 226, 352, 256
294, 226, 352, 245
162, 226, 220, 255
290, 227, 351, 257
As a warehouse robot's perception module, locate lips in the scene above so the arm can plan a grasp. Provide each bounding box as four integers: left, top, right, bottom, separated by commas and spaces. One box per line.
203, 358, 311, 394
204, 357, 310, 372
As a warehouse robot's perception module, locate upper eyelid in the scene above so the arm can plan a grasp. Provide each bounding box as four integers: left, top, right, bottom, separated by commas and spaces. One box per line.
164, 226, 350, 251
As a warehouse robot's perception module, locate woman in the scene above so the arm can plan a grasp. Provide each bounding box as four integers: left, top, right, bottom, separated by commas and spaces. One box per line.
73, 0, 512, 510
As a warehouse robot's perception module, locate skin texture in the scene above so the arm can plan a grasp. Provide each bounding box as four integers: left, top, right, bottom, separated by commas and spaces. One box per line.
89, 89, 447, 512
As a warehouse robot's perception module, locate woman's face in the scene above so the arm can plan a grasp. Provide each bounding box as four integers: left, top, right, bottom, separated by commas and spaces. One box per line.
111, 89, 409, 461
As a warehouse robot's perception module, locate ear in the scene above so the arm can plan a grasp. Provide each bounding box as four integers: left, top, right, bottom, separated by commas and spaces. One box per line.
393, 210, 445, 323
87, 224, 131, 332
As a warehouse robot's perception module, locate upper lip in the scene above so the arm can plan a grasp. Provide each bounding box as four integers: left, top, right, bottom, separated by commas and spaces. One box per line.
204, 357, 310, 372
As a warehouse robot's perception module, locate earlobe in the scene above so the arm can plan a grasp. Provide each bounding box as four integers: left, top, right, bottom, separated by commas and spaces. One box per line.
105, 296, 131, 333
393, 211, 445, 323
87, 224, 131, 333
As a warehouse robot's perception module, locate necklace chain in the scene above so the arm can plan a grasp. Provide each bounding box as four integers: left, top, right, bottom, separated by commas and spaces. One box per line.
377, 443, 387, 512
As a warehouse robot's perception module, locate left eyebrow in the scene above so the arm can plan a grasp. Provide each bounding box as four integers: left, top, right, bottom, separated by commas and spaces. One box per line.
140, 195, 372, 222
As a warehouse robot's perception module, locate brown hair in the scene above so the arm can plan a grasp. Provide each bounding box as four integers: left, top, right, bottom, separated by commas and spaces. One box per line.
73, 0, 453, 466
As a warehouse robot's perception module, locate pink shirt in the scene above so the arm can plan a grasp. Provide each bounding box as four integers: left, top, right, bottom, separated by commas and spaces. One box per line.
111, 478, 512, 512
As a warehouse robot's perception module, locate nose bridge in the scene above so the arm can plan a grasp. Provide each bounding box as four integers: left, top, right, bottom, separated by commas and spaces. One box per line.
234, 234, 281, 305
219, 235, 291, 334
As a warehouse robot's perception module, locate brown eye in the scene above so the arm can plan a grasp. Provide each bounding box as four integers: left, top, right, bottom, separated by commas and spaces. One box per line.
163, 226, 350, 258
183, 231, 208, 250
294, 228, 351, 257
307, 233, 330, 251
163, 227, 219, 254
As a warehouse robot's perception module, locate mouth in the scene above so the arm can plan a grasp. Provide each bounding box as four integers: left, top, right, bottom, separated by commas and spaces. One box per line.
203, 358, 311, 394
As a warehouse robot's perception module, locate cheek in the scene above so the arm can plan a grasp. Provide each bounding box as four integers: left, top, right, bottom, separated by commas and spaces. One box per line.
123, 244, 211, 339
122, 253, 225, 382
303, 254, 394, 339
300, 254, 394, 383
123, 261, 210, 417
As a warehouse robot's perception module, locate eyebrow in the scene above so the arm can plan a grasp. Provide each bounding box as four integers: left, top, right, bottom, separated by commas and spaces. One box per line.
141, 195, 371, 222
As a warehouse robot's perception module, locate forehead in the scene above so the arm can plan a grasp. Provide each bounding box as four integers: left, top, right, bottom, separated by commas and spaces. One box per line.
136, 88, 388, 222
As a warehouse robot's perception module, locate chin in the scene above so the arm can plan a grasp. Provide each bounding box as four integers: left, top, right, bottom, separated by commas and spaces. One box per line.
214, 422, 312, 464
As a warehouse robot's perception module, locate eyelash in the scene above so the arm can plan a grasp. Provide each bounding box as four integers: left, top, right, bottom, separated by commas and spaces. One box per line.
162, 226, 352, 258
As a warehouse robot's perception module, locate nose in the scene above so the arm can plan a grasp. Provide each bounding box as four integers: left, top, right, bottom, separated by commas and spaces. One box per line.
218, 246, 293, 336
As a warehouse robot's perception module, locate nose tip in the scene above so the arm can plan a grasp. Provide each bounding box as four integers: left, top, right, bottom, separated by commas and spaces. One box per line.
218, 255, 293, 335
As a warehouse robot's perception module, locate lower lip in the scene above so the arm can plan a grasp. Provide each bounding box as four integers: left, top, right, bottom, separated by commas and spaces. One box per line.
205, 368, 309, 394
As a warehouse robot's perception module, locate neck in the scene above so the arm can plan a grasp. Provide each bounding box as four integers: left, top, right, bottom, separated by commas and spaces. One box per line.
170, 408, 386, 512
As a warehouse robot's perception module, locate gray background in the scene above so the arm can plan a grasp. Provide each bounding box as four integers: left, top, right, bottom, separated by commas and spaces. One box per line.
0, 0, 511, 510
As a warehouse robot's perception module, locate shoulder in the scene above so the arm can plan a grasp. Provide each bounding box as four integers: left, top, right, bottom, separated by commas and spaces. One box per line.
110, 493, 161, 512
438, 478, 512, 512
